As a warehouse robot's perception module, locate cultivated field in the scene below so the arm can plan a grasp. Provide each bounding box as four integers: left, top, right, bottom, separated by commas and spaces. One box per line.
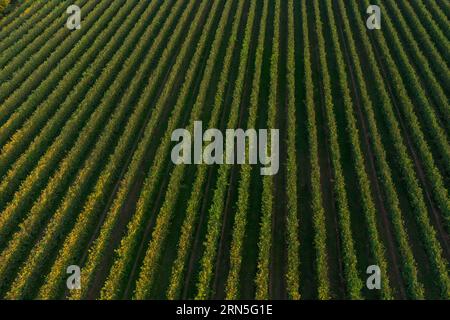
0, 0, 448, 300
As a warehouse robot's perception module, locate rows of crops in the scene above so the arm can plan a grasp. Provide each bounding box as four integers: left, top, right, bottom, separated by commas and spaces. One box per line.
0, 0, 448, 300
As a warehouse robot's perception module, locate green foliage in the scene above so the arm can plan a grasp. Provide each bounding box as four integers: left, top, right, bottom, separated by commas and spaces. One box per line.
255, 0, 279, 300
0, 0, 126, 253
285, 0, 301, 300
0, 0, 447, 301
133, 0, 238, 300
99, 0, 222, 300
1, 0, 162, 299
0, 0, 11, 14
224, 0, 269, 301
166, 0, 248, 301
376, 0, 450, 228
313, 0, 364, 300
350, 0, 450, 298
0, 1, 33, 36
195, 0, 256, 300
325, 0, 394, 299
302, 0, 330, 300
337, 0, 425, 300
